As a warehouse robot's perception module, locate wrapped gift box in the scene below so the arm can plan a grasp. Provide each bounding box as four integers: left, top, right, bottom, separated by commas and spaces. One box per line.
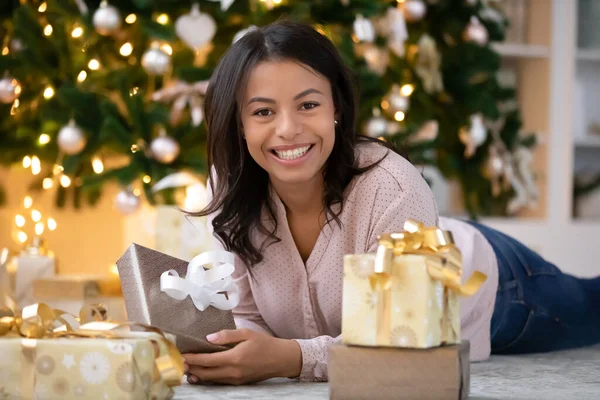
0, 333, 178, 400
341, 253, 462, 348
5, 248, 55, 308
116, 243, 236, 354
328, 341, 470, 400
341, 220, 486, 349
32, 275, 127, 321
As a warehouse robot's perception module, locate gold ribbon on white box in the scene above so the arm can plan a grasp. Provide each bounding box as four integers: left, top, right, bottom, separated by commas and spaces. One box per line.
371, 219, 488, 345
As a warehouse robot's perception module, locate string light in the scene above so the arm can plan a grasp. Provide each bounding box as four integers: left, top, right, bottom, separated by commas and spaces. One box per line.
31, 156, 42, 175
125, 14, 137, 24
129, 87, 139, 96
60, 175, 71, 188
42, 177, 53, 189
133, 188, 141, 196
2, 47, 8, 55
24, 196, 33, 209
31, 209, 42, 223
400, 84, 414, 97
35, 222, 45, 236
142, 175, 152, 184
119, 43, 133, 56
92, 157, 104, 174
160, 43, 172, 55
131, 144, 139, 153
156, 14, 169, 25
17, 231, 28, 244
47, 218, 57, 231
10, 101, 18, 115
43, 24, 53, 36
39, 134, 51, 145
273, 0, 282, 4
77, 70, 87, 82
38, 2, 47, 12
71, 26, 83, 38
88, 59, 100, 70
53, 164, 64, 176
13, 81, 21, 95
15, 215, 26, 228
394, 111, 405, 122
43, 85, 55, 99
23, 156, 32, 168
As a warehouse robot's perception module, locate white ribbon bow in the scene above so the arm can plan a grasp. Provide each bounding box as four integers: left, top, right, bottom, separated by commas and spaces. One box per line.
160, 251, 240, 312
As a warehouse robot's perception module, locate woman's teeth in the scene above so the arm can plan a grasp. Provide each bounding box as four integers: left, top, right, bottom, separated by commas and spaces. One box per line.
274, 145, 311, 160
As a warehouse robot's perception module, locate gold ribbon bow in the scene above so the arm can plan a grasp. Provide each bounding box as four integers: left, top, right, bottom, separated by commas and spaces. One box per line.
0, 303, 184, 398
370, 219, 487, 345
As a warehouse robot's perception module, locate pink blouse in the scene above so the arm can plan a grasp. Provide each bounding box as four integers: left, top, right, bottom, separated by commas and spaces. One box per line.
208, 142, 494, 382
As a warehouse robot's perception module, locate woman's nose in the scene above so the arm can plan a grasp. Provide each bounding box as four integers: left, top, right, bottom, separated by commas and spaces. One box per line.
276, 111, 302, 140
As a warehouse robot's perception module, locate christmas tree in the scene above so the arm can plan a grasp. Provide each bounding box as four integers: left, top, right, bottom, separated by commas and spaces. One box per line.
0, 0, 537, 217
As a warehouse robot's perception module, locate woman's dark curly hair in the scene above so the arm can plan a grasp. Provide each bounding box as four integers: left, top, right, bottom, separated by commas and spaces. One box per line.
192, 20, 396, 267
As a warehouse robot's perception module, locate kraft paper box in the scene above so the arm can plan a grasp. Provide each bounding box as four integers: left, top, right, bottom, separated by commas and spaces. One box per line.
341, 253, 460, 348
0, 334, 176, 400
33, 275, 122, 299
116, 243, 236, 354
329, 341, 470, 400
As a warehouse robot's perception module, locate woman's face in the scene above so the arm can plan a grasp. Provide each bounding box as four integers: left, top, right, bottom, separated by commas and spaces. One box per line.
240, 60, 337, 187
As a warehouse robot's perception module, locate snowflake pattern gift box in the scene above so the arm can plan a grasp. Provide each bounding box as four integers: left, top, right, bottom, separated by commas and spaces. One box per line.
340, 219, 487, 348
0, 335, 177, 400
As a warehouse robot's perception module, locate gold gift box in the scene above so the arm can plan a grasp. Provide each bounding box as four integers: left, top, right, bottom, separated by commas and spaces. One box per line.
0, 334, 176, 400
341, 220, 486, 349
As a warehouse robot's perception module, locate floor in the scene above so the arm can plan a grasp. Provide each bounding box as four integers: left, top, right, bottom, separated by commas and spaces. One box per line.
174, 344, 600, 399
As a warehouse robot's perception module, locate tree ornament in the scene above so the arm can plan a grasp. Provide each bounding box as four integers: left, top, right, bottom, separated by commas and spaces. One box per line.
0, 76, 21, 104
175, 3, 217, 51
485, 144, 505, 197
93, 1, 121, 36
57, 119, 87, 155
206, 0, 236, 11
463, 16, 489, 46
152, 80, 210, 127
459, 114, 487, 158
150, 129, 180, 164
353, 14, 376, 43
365, 108, 388, 137
115, 188, 140, 215
402, 0, 427, 22
412, 120, 439, 143
382, 84, 410, 117
415, 34, 444, 94
142, 44, 171, 76
361, 44, 390, 76
386, 7, 408, 57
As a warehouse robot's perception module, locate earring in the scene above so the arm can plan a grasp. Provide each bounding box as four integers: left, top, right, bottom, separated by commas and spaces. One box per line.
334, 120, 338, 125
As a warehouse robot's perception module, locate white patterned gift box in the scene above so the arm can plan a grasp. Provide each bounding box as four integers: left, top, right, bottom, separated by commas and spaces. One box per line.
0, 334, 176, 400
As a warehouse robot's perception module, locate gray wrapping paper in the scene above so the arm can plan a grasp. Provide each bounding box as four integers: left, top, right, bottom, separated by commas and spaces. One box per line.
116, 243, 236, 353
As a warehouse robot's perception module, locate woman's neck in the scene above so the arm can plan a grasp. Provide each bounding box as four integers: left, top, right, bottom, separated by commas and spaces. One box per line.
271, 175, 324, 217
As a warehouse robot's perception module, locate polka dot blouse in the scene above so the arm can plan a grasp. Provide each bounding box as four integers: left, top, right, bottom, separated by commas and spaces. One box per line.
211, 142, 439, 381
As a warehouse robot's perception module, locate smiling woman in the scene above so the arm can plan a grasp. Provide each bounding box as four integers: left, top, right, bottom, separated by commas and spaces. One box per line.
184, 20, 440, 385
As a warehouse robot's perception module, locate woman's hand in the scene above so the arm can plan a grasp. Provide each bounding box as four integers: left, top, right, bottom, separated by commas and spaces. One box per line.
182, 329, 302, 385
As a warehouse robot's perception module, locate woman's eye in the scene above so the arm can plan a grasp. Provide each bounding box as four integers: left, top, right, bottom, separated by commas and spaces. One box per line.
301, 102, 319, 110
254, 109, 273, 117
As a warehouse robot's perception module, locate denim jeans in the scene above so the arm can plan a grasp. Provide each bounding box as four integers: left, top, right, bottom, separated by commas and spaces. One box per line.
467, 221, 600, 354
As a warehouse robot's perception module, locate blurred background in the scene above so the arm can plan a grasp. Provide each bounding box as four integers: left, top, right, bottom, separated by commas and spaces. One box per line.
0, 0, 598, 313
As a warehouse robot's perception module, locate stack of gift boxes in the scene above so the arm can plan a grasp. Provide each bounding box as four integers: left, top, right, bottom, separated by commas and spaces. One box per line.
330, 220, 487, 400
0, 218, 485, 399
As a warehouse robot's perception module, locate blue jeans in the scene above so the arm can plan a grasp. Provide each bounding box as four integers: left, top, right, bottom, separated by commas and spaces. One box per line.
467, 221, 600, 354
